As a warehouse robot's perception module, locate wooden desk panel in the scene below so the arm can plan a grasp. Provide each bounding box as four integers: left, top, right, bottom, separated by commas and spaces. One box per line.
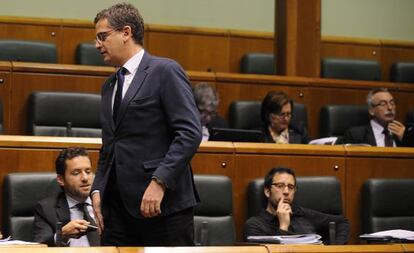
228, 34, 274, 73
119, 246, 268, 253
147, 32, 230, 73
60, 26, 96, 64
267, 244, 404, 253
0, 247, 118, 253
0, 68, 12, 135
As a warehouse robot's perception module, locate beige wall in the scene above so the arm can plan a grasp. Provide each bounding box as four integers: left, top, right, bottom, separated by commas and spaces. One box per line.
1, 0, 413, 41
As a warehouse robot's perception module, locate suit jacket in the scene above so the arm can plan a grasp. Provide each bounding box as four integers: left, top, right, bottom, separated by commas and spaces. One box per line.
33, 191, 71, 246
342, 124, 402, 146
261, 127, 308, 144
93, 52, 202, 218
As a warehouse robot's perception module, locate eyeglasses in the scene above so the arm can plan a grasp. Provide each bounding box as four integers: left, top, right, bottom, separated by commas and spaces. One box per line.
271, 112, 293, 119
372, 100, 395, 108
95, 29, 118, 43
271, 182, 296, 191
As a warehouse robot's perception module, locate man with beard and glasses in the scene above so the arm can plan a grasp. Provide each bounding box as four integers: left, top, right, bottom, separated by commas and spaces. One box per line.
33, 147, 100, 246
244, 167, 349, 244
343, 88, 413, 147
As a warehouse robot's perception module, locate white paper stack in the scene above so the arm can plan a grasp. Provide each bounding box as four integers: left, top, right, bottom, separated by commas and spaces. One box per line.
247, 234, 322, 244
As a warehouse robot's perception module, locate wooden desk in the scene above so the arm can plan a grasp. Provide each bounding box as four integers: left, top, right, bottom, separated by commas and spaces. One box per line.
0, 247, 118, 253
118, 246, 268, 253
266, 244, 406, 253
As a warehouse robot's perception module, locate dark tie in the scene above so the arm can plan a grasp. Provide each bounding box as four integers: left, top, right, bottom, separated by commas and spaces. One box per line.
113, 67, 126, 122
76, 203, 100, 246
383, 128, 393, 147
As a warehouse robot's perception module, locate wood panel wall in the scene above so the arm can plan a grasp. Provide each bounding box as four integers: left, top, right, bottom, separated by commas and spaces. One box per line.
1, 16, 414, 81
1, 62, 414, 139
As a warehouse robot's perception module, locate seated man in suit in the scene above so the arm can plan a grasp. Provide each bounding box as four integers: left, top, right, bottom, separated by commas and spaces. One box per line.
33, 147, 100, 246
244, 167, 349, 244
343, 88, 412, 147
193, 82, 228, 141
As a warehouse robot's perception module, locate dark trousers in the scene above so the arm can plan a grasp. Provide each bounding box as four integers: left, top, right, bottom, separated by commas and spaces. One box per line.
101, 169, 195, 246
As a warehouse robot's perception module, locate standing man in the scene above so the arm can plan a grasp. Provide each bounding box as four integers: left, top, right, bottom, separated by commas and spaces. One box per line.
33, 147, 100, 247
343, 88, 412, 146
92, 3, 202, 246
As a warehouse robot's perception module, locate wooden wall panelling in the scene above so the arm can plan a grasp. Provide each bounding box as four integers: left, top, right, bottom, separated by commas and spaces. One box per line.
10, 63, 113, 135
321, 37, 382, 79
60, 22, 96, 64
232, 143, 346, 241
380, 40, 414, 81
228, 30, 274, 73
147, 25, 230, 72
0, 62, 12, 135
344, 146, 414, 244
307, 79, 397, 139
0, 19, 62, 62
215, 73, 309, 126
394, 85, 414, 123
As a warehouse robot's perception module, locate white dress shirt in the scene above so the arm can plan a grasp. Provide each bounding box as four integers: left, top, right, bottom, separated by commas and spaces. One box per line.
370, 119, 395, 147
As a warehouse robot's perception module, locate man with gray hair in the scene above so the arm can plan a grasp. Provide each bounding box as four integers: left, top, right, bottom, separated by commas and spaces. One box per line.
343, 88, 412, 146
193, 83, 228, 141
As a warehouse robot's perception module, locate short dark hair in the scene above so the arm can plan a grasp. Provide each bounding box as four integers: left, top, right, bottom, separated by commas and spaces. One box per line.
261, 91, 294, 127
55, 147, 90, 176
94, 3, 145, 46
264, 166, 296, 189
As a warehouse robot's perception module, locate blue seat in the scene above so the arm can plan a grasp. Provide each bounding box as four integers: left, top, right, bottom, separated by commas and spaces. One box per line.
390, 62, 414, 83
75, 43, 106, 66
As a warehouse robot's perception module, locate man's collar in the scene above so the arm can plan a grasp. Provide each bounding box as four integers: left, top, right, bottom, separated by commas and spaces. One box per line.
65, 194, 92, 209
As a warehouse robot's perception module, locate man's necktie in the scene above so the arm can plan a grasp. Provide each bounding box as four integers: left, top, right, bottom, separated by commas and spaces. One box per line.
113, 67, 126, 122
383, 128, 394, 147
76, 203, 100, 246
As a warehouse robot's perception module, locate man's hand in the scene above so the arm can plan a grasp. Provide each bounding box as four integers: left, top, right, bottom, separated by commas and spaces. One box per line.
62, 220, 90, 240
389, 120, 406, 141
140, 179, 165, 218
276, 197, 292, 231
91, 192, 104, 235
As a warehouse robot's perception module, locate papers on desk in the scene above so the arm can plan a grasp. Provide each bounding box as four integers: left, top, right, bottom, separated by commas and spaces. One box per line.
360, 229, 414, 242
0, 236, 40, 245
247, 234, 322, 244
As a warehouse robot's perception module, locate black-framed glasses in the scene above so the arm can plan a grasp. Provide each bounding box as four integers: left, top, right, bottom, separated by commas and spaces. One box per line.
271, 182, 296, 191
95, 29, 118, 43
372, 100, 395, 108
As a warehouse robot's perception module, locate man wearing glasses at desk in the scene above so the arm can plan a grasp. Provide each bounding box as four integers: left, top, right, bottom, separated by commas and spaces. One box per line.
244, 167, 349, 244
343, 88, 413, 147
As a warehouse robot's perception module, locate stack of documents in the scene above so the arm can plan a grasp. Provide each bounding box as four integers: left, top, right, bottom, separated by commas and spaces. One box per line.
360, 229, 414, 242
247, 234, 322, 244
0, 236, 40, 245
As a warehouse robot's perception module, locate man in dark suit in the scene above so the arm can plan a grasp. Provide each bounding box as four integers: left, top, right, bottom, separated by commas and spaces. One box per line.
343, 88, 411, 147
33, 147, 99, 247
92, 3, 202, 246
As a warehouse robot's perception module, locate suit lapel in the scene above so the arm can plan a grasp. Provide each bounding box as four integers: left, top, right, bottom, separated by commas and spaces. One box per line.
366, 124, 378, 146
102, 74, 117, 131
55, 192, 71, 225
114, 52, 151, 127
